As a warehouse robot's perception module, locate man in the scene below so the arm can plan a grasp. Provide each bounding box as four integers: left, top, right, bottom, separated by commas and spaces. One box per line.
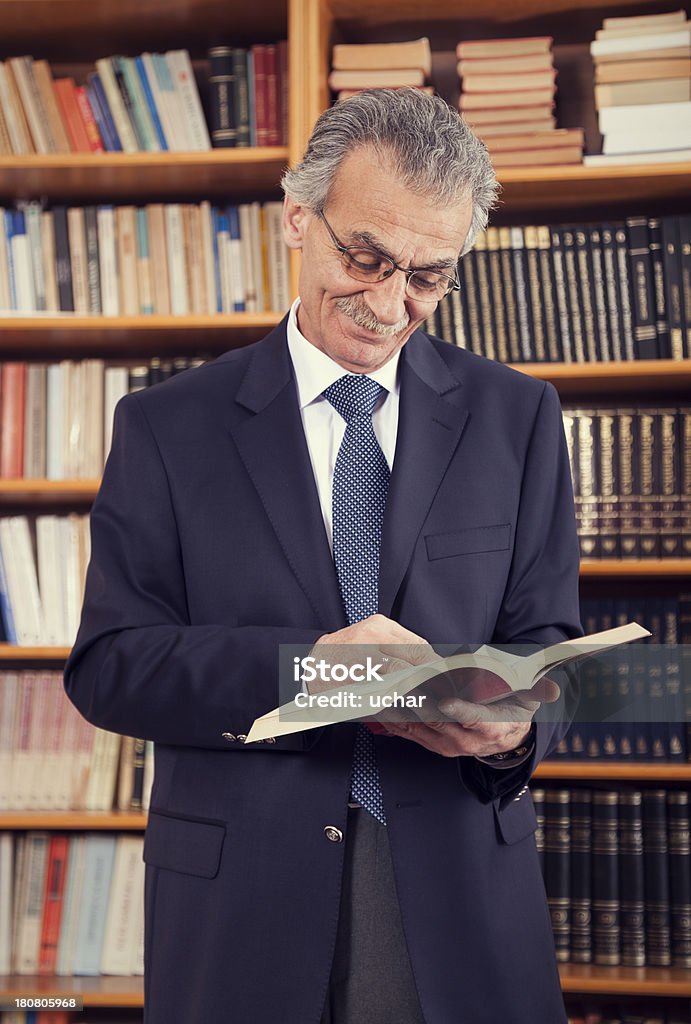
65, 89, 581, 1024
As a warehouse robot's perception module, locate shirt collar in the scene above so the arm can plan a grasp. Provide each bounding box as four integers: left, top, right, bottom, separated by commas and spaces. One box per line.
286, 297, 401, 410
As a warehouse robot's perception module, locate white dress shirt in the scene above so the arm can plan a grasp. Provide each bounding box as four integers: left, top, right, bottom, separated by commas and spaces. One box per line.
286, 297, 400, 551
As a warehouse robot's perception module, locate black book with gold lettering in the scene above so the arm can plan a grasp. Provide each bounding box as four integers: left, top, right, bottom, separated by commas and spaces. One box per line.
473, 230, 497, 361
576, 409, 599, 559
523, 225, 547, 362
551, 226, 573, 363
642, 789, 671, 967
668, 791, 691, 968
570, 788, 592, 963
626, 216, 658, 359
589, 225, 611, 362
648, 217, 670, 358
619, 791, 646, 967
637, 409, 659, 558
511, 225, 534, 362
662, 217, 685, 361
544, 788, 571, 962
561, 227, 586, 363
614, 223, 636, 361
592, 791, 620, 965
536, 225, 562, 362
458, 250, 483, 357
617, 409, 639, 559
680, 409, 691, 559
600, 224, 624, 362
680, 214, 691, 357
485, 227, 509, 363
596, 409, 619, 559
574, 225, 599, 362
498, 227, 522, 363
658, 408, 681, 559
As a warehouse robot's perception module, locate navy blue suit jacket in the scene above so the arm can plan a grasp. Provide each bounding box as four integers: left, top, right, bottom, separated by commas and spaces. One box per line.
65, 320, 581, 1024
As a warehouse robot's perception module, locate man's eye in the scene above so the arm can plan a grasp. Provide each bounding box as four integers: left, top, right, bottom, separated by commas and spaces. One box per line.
347, 249, 384, 271
412, 273, 442, 290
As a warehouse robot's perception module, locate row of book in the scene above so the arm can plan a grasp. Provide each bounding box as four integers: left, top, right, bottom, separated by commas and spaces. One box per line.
0, 514, 89, 646
423, 216, 691, 363
534, 786, 690, 968
0, 831, 144, 976
565, 1006, 690, 1024
0, 45, 288, 155
0, 358, 204, 481
562, 407, 691, 560
586, 9, 691, 167
0, 201, 291, 316
549, 596, 689, 764
0, 672, 153, 813
457, 36, 585, 168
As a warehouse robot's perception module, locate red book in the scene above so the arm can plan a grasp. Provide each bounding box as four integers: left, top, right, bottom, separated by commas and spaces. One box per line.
276, 39, 289, 146
0, 362, 26, 478
75, 84, 104, 152
251, 44, 269, 146
36, 1014, 71, 1023
38, 834, 70, 975
52, 78, 92, 153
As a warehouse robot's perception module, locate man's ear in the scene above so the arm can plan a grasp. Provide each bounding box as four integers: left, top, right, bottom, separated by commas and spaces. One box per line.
282, 195, 310, 251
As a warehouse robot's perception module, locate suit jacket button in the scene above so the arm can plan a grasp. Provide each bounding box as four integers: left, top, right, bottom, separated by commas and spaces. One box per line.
324, 826, 344, 843
221, 732, 236, 742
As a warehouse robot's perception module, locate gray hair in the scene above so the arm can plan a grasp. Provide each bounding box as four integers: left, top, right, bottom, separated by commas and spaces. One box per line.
281, 88, 500, 255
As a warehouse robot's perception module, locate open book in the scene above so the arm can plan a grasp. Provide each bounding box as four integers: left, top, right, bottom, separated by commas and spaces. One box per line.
246, 622, 651, 744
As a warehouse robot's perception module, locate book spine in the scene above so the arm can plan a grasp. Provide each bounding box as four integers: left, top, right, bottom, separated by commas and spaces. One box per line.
600, 225, 623, 361
619, 791, 645, 966
648, 217, 670, 357
561, 228, 586, 362
626, 216, 658, 359
550, 227, 572, 363
668, 791, 691, 967
577, 411, 598, 559
544, 788, 571, 962
112, 58, 146, 150
497, 227, 521, 362
536, 224, 561, 362
134, 55, 168, 150
662, 598, 684, 762
459, 251, 483, 356
617, 409, 638, 558
207, 46, 237, 148
614, 224, 636, 360
473, 231, 496, 360
510, 226, 533, 361
523, 225, 546, 361
232, 48, 250, 148
662, 217, 685, 359
74, 86, 104, 153
575, 226, 599, 362
570, 789, 592, 963
596, 409, 619, 558
94, 58, 138, 153
532, 786, 545, 872
682, 409, 691, 559
659, 407, 680, 558
680, 214, 691, 358
88, 72, 122, 151
592, 791, 620, 965
638, 408, 659, 557
485, 227, 508, 362
642, 789, 671, 966
589, 226, 610, 360
52, 207, 74, 312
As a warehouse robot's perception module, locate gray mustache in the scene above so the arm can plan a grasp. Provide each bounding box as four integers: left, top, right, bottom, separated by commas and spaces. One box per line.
336, 295, 410, 337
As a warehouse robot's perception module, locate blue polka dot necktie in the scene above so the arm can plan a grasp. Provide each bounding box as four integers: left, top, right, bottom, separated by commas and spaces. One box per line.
323, 374, 389, 825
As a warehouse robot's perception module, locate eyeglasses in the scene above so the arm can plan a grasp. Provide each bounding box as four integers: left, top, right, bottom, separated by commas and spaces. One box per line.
317, 210, 460, 303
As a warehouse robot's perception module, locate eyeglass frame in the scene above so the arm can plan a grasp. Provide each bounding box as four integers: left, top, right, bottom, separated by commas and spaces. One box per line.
316, 209, 461, 302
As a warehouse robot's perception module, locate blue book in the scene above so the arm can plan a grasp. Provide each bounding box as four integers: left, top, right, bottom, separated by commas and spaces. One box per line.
211, 207, 223, 313
246, 50, 256, 147
85, 80, 115, 151
72, 834, 116, 975
152, 53, 178, 148
88, 72, 122, 151
135, 55, 168, 150
136, 208, 154, 314
4, 210, 17, 310
0, 542, 17, 643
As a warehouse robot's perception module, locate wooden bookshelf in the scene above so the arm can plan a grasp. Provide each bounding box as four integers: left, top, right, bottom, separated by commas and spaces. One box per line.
514, 358, 691, 397
535, 762, 691, 782
0, 974, 144, 1007
0, 149, 290, 203
0, 480, 99, 505
580, 560, 691, 578
0, 812, 147, 830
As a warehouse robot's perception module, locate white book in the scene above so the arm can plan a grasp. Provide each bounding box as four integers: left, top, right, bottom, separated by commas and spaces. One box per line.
23, 201, 46, 311
25, 669, 48, 809
141, 52, 173, 149
56, 834, 86, 975
41, 210, 59, 312
584, 148, 691, 166
9, 57, 52, 154
9, 672, 33, 810
41, 674, 67, 809
165, 50, 211, 150
97, 205, 120, 316
46, 362, 65, 479
84, 727, 120, 811
116, 205, 140, 316
0, 518, 43, 645
217, 217, 231, 312
591, 27, 691, 57
264, 201, 291, 312
165, 204, 189, 314
84, 359, 105, 477
199, 200, 217, 314
185, 205, 205, 314
67, 207, 89, 313
36, 515, 64, 645
62, 359, 81, 479
104, 367, 129, 461
95, 57, 138, 152
603, 8, 686, 29
239, 204, 257, 313
0, 62, 32, 154
227, 216, 245, 312
72, 712, 96, 810
152, 52, 185, 150
250, 202, 266, 313
599, 99, 691, 136
11, 233, 36, 311
55, 697, 81, 810
63, 513, 84, 644
101, 836, 145, 974
0, 833, 13, 974
0, 672, 18, 810
24, 362, 47, 478
132, 893, 145, 974
595, 19, 689, 39
72, 834, 116, 975
14, 831, 49, 973
603, 131, 691, 155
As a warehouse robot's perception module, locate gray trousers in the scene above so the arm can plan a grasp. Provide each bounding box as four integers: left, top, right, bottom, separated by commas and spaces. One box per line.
320, 808, 426, 1024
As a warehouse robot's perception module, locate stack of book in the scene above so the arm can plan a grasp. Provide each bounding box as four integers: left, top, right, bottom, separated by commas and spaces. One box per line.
586, 9, 691, 167
0, 200, 291, 316
207, 42, 288, 147
456, 36, 584, 167
0, 51, 211, 153
328, 37, 433, 101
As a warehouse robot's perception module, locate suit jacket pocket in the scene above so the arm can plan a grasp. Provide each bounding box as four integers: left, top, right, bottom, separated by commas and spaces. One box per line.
493, 793, 538, 845
144, 809, 226, 878
425, 524, 511, 561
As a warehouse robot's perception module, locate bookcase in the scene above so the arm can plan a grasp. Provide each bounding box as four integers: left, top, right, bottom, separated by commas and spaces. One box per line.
0, 0, 689, 1019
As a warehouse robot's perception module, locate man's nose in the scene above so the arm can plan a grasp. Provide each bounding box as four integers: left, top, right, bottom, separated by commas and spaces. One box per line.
363, 270, 410, 326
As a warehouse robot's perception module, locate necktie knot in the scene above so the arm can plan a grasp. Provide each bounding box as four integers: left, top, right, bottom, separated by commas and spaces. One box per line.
323, 374, 385, 424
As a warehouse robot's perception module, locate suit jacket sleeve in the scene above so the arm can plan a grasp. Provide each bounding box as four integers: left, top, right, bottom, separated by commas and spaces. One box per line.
458, 381, 582, 803
64, 394, 322, 751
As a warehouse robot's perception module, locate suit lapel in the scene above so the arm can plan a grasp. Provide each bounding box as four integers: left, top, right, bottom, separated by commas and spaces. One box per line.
230, 322, 347, 630
378, 331, 470, 616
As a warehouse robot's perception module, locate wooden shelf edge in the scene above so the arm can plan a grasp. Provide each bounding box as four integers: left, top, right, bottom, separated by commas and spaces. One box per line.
512, 359, 691, 381
0, 313, 282, 331
0, 811, 147, 829
0, 149, 289, 169
535, 761, 691, 781
0, 646, 71, 660
558, 963, 691, 996
498, 161, 691, 186
580, 560, 691, 577
0, 974, 144, 1007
